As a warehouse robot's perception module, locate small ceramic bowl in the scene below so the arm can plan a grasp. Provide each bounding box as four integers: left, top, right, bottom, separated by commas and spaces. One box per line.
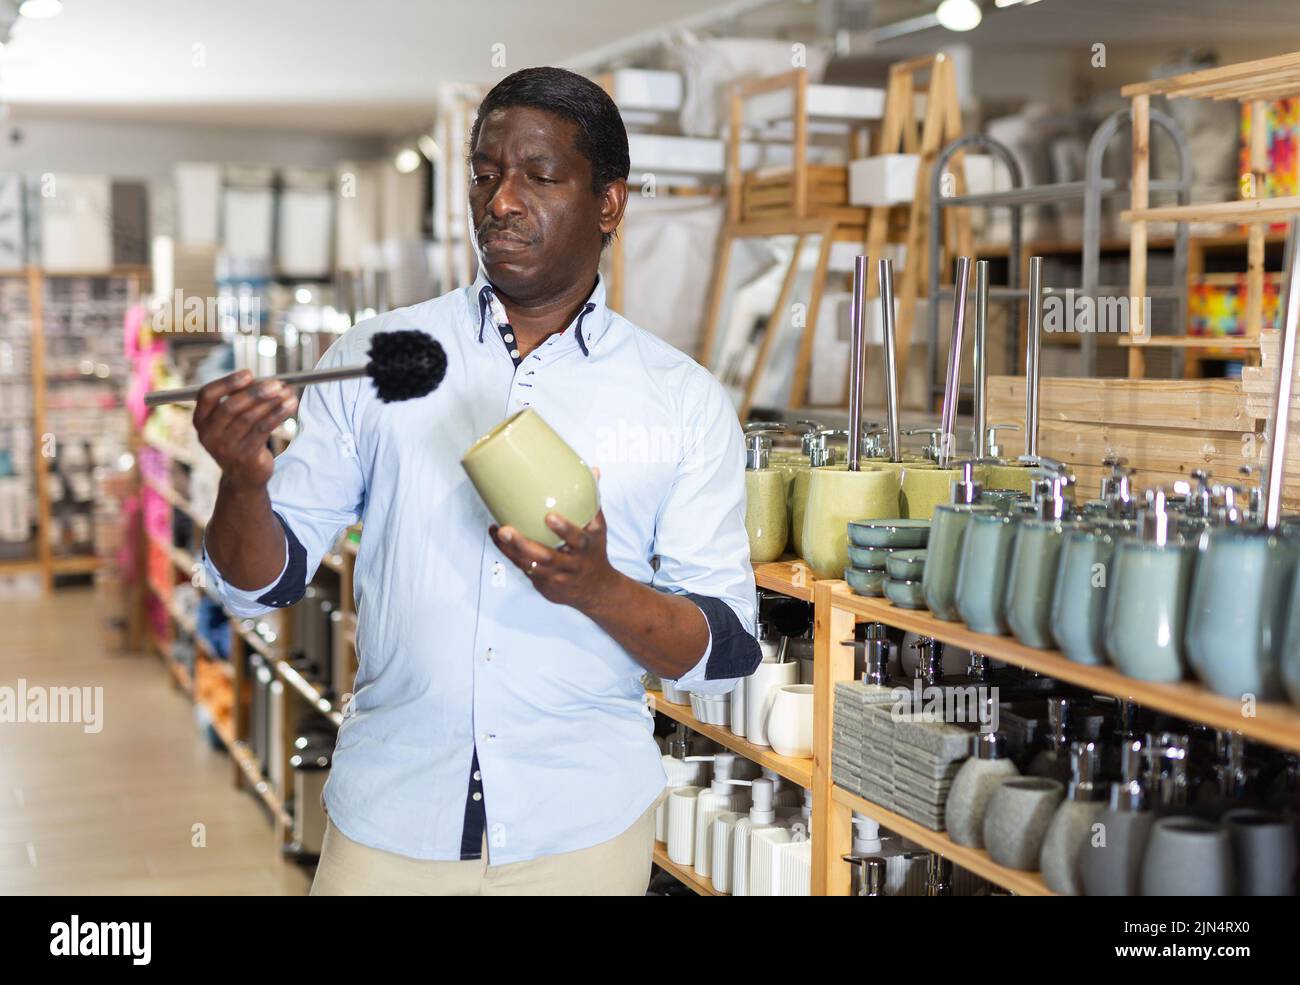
844, 566, 887, 597
847, 544, 895, 569
885, 549, 927, 581
884, 577, 927, 610
847, 518, 930, 549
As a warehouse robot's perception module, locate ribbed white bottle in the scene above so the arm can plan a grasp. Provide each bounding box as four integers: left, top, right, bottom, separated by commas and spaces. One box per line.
709, 811, 744, 894
729, 777, 779, 897
692, 754, 752, 880
666, 786, 703, 866
776, 839, 813, 896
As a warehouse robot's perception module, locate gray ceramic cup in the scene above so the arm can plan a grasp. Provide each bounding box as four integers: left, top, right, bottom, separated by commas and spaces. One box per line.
1006, 520, 1080, 650
983, 777, 1065, 871
1080, 809, 1154, 897
955, 511, 1019, 635
1051, 525, 1119, 666
1040, 799, 1105, 896
1185, 527, 1298, 702
923, 504, 997, 622
1222, 808, 1299, 896
1104, 538, 1195, 683
1140, 816, 1234, 896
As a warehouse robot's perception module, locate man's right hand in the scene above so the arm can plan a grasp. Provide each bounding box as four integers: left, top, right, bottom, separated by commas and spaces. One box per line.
193, 371, 299, 489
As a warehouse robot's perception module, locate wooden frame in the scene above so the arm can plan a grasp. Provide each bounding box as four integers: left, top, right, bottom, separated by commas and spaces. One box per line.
1121, 51, 1300, 376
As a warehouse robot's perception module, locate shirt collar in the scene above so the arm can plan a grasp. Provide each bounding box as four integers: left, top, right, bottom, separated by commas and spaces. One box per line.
469, 269, 612, 357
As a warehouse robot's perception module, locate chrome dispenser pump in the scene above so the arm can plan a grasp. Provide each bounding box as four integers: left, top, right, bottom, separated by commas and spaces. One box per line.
745, 433, 772, 471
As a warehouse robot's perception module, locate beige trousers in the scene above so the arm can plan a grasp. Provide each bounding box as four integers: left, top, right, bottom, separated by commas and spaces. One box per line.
309, 798, 659, 896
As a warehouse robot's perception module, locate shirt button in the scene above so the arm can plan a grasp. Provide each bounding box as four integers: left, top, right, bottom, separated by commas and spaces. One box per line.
503, 333, 514, 343
485, 648, 493, 661
509, 348, 520, 359
480, 733, 490, 742
472, 792, 483, 802
473, 770, 481, 782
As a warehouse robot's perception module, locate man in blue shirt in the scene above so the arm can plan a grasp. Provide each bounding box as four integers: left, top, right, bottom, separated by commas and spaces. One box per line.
196, 66, 761, 895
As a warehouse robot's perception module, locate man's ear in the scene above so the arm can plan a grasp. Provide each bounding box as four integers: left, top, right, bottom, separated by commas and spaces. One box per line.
599, 178, 629, 240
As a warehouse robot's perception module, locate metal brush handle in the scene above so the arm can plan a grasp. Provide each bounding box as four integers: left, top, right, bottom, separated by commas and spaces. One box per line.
973, 259, 990, 459
848, 255, 869, 472
879, 257, 901, 463
938, 257, 972, 469
144, 364, 369, 407
1265, 216, 1300, 529
1026, 256, 1044, 459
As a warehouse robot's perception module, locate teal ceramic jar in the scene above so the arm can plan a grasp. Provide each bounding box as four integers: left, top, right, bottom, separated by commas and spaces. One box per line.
1050, 525, 1121, 666
1185, 526, 1298, 702
923, 504, 998, 621
1103, 537, 1195, 683
954, 510, 1021, 635
1006, 518, 1081, 649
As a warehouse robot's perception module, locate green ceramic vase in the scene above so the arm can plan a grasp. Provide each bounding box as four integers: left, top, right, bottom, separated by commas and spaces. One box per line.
1050, 526, 1119, 666
1103, 539, 1194, 683
1006, 519, 1080, 649
923, 504, 998, 621
955, 510, 1020, 635
461, 407, 599, 547
801, 467, 901, 580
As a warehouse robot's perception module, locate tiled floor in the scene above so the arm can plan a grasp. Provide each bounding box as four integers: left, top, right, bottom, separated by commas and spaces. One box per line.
0, 585, 312, 895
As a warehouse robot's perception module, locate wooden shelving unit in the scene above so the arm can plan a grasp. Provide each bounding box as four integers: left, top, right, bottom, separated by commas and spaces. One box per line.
0, 266, 150, 590
1122, 51, 1300, 376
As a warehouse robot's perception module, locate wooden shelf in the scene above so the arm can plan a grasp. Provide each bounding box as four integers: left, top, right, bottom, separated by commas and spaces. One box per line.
753, 558, 815, 601
830, 587, 1300, 755
0, 557, 43, 574
1118, 335, 1259, 349
652, 841, 724, 895
49, 554, 99, 575
231, 740, 292, 828
1123, 196, 1300, 225
648, 689, 812, 788
830, 786, 1055, 896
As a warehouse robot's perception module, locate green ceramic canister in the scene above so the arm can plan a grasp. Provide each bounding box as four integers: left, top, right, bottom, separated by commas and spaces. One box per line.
955, 509, 1023, 635
1103, 491, 1195, 683
1050, 524, 1120, 666
1185, 525, 1298, 702
1005, 470, 1079, 650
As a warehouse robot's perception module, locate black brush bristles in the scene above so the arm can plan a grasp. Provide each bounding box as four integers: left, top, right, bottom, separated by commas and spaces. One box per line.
366, 330, 448, 403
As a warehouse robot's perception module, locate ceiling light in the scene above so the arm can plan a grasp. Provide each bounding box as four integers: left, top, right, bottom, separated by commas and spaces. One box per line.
294, 287, 312, 304
417, 134, 440, 161
936, 0, 982, 31
18, 0, 63, 18
394, 147, 421, 174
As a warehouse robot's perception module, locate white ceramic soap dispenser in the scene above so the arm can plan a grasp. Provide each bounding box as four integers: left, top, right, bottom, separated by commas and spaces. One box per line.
657, 726, 710, 843
727, 777, 782, 896
693, 753, 753, 880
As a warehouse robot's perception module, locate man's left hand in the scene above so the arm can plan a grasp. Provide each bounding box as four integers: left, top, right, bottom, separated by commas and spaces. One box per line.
489, 474, 620, 613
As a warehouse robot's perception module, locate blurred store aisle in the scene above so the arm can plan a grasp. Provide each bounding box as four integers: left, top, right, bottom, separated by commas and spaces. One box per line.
0, 587, 311, 895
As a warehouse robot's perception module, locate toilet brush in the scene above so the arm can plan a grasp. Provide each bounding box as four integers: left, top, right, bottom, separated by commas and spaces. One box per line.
145, 330, 448, 407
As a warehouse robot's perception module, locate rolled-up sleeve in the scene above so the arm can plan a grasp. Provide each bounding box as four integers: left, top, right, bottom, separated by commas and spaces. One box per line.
650, 369, 760, 696
202, 332, 368, 617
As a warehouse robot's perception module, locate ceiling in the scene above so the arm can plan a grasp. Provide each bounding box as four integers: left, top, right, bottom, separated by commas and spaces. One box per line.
0, 0, 760, 134
0, 0, 1297, 135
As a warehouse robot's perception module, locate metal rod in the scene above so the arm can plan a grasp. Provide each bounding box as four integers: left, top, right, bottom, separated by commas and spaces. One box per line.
974, 259, 990, 460
939, 256, 972, 470
879, 257, 901, 463
144, 364, 367, 407
1265, 217, 1300, 529
847, 255, 869, 472
1026, 255, 1044, 459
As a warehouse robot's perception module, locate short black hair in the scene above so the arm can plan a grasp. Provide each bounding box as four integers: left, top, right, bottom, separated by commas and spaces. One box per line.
469, 66, 629, 248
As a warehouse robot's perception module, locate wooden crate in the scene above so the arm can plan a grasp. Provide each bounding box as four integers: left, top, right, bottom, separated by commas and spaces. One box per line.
986, 375, 1300, 509
740, 163, 865, 224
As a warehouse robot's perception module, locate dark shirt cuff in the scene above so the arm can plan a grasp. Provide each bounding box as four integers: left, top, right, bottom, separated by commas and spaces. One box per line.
254, 511, 309, 608
683, 593, 762, 680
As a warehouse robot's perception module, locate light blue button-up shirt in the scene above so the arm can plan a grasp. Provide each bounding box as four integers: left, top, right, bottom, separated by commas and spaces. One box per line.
203, 271, 760, 864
